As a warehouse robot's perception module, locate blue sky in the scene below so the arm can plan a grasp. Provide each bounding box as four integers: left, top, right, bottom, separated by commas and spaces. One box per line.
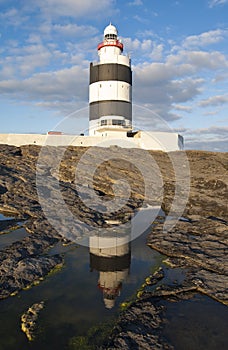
0, 0, 227, 150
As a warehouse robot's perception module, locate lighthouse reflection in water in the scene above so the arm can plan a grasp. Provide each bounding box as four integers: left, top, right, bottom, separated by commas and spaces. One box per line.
89, 230, 131, 309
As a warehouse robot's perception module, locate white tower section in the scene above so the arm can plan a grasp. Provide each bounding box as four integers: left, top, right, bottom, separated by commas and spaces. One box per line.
90, 234, 131, 309
89, 23, 132, 136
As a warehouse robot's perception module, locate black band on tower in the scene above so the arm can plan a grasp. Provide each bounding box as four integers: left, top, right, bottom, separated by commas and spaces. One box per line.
90, 63, 132, 85
89, 100, 132, 121
90, 253, 131, 272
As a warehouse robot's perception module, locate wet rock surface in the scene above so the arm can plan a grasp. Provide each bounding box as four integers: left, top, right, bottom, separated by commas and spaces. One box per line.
106, 296, 173, 350
105, 268, 172, 350
0, 233, 63, 299
0, 218, 23, 233
0, 144, 227, 348
147, 218, 228, 305
21, 301, 44, 341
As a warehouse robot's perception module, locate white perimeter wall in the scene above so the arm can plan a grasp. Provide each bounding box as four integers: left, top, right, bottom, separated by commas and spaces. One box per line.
138, 132, 182, 151
0, 132, 183, 151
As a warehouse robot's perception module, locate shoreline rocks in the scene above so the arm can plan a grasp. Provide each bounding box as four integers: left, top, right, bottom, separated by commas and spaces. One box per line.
105, 296, 173, 350
0, 144, 227, 348
21, 301, 44, 341
147, 217, 228, 305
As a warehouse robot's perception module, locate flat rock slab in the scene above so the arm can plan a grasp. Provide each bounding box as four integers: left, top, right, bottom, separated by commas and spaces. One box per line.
147, 218, 228, 304
21, 301, 44, 341
105, 297, 173, 350
0, 234, 62, 299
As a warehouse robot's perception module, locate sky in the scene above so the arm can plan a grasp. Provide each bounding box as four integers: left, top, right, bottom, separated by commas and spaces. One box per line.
0, 0, 227, 151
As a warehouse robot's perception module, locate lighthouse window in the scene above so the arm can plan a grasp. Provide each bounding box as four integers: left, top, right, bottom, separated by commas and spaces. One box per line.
112, 119, 124, 126
105, 34, 117, 40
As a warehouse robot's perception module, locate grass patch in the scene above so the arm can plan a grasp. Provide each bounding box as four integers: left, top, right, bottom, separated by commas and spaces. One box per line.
68, 321, 114, 350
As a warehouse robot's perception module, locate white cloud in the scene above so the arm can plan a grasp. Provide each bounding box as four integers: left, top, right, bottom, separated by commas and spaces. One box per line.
203, 110, 220, 116
0, 20, 98, 80
123, 38, 154, 54
123, 38, 150, 52
212, 72, 228, 83
185, 125, 228, 135
0, 43, 52, 77
208, 0, 228, 8
198, 94, 228, 107
167, 50, 227, 70
0, 8, 28, 26
121, 37, 163, 61
168, 78, 204, 103
130, 44, 227, 123
185, 140, 228, 152
172, 104, 193, 113
0, 65, 15, 80
183, 29, 227, 49
141, 39, 153, 52
133, 15, 150, 24
26, 34, 43, 44
183, 125, 228, 151
128, 0, 143, 5
0, 66, 88, 109
51, 24, 98, 38
150, 44, 164, 61
37, 0, 116, 18
133, 63, 204, 122
136, 29, 159, 39
134, 62, 174, 86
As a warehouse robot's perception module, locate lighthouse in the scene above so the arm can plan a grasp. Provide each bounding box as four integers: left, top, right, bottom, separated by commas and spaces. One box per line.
0, 25, 184, 151
89, 23, 132, 136
90, 233, 131, 309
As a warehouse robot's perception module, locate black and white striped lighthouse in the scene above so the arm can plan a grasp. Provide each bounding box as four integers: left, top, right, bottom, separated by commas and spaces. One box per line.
89, 23, 132, 136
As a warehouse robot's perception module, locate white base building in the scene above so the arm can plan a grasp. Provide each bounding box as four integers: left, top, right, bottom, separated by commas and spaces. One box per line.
0, 131, 183, 151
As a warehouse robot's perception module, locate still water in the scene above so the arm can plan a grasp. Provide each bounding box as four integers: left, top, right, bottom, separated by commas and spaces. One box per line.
0, 213, 163, 350
164, 295, 228, 350
0, 213, 227, 350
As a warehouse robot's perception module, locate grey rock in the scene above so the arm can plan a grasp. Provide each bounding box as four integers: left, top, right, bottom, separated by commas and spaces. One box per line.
147, 218, 228, 304
21, 301, 44, 341
105, 297, 173, 350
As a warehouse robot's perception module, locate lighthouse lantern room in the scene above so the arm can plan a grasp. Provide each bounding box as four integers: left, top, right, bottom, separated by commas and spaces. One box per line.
89, 23, 132, 136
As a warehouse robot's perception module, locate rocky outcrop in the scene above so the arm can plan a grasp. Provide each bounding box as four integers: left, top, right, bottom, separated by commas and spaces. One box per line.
0, 232, 63, 299
21, 301, 44, 341
106, 297, 173, 350
0, 144, 227, 348
104, 267, 171, 349
147, 217, 228, 305
0, 145, 227, 221
0, 218, 23, 233
149, 150, 227, 218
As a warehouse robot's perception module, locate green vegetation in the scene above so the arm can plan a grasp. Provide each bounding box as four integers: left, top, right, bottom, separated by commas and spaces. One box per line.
47, 262, 64, 276
119, 299, 133, 311
68, 322, 114, 350
69, 336, 92, 350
